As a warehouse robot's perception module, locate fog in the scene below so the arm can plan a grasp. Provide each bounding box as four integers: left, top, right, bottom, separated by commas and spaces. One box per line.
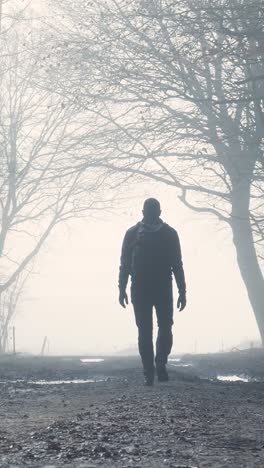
14, 186, 260, 355
1, 3, 264, 467
1, 0, 262, 356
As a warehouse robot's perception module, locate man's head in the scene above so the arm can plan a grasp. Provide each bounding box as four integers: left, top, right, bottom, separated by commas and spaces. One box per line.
142, 198, 161, 223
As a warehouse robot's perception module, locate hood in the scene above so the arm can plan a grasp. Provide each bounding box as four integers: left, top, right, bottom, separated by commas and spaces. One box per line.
139, 218, 166, 233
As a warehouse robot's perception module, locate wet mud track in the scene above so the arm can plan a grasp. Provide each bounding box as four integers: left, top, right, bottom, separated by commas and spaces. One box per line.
1, 353, 264, 467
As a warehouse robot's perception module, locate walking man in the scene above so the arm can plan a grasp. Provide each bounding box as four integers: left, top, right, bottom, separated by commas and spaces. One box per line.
118, 198, 186, 386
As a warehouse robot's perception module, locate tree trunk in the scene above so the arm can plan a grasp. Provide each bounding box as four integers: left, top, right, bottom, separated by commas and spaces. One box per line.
231, 182, 264, 345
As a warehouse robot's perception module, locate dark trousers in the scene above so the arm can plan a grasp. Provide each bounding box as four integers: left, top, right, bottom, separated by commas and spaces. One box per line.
131, 283, 173, 375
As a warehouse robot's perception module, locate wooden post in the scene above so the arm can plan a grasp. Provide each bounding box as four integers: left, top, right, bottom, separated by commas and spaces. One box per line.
41, 336, 48, 356
12, 326, 16, 355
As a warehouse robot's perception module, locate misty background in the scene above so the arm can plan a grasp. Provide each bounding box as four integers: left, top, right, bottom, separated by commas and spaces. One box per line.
1, 0, 263, 355
14, 184, 260, 355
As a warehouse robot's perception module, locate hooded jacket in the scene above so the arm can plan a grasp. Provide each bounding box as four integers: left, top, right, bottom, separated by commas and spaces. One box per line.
118, 220, 186, 295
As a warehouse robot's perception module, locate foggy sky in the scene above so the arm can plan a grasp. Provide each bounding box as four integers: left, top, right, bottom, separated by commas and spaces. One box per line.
9, 0, 261, 356
14, 184, 260, 356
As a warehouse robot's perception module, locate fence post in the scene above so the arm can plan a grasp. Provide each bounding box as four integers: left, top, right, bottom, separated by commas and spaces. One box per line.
41, 336, 48, 356
12, 326, 16, 355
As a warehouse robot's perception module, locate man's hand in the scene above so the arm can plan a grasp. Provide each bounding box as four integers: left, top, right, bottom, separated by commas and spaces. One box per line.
177, 293, 186, 312
119, 290, 129, 308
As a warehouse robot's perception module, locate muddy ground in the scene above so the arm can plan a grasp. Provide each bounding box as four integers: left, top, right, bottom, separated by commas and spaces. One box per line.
1, 350, 264, 468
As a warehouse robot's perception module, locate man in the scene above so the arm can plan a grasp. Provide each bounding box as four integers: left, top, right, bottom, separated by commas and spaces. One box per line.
118, 198, 186, 386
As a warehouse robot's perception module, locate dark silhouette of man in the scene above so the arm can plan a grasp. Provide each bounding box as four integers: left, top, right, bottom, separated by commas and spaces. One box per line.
118, 198, 186, 386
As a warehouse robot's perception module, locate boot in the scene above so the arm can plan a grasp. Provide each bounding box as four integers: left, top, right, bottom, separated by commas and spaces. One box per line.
144, 368, 155, 386
157, 365, 169, 382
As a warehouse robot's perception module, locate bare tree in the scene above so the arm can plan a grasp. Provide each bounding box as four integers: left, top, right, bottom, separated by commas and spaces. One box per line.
52, 0, 264, 341
0, 0, 27, 36
0, 21, 113, 298
0, 269, 29, 353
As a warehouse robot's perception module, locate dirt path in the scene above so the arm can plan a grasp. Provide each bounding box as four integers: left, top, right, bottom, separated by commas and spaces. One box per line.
1, 353, 264, 467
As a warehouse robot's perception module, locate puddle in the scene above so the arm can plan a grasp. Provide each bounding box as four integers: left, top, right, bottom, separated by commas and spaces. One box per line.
0, 378, 109, 386
170, 363, 194, 368
11, 388, 41, 393
80, 358, 104, 363
168, 358, 193, 367
0, 379, 25, 384
30, 378, 107, 385
217, 375, 252, 383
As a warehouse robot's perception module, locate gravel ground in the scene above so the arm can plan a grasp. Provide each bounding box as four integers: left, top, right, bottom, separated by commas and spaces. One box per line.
1, 352, 264, 468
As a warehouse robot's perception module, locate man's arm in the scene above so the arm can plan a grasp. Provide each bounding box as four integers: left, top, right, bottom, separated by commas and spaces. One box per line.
171, 230, 186, 311
118, 230, 133, 307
